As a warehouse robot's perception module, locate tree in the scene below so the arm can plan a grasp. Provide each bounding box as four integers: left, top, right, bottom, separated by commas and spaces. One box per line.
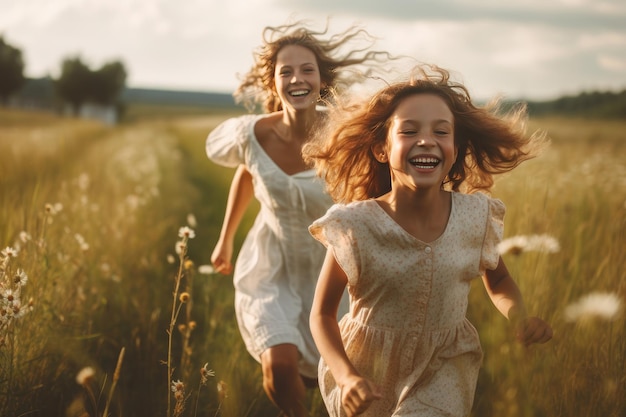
55, 56, 92, 115
90, 61, 127, 105
55, 57, 127, 116
0, 35, 26, 105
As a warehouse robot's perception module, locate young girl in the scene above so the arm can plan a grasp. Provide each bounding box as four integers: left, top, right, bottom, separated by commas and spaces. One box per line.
305, 65, 553, 417
205, 22, 389, 416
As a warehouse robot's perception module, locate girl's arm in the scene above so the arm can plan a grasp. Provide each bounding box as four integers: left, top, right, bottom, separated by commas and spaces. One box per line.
310, 249, 382, 416
482, 256, 553, 346
211, 165, 254, 275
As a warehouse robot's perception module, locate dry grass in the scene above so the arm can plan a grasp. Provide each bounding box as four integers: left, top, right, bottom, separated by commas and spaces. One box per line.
0, 109, 624, 416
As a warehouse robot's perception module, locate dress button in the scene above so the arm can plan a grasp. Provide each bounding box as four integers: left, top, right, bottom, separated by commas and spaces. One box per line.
424, 246, 432, 254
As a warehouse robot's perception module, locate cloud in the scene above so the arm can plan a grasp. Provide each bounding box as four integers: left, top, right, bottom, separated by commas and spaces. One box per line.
1, 0, 624, 99
598, 55, 626, 71
274, 0, 626, 30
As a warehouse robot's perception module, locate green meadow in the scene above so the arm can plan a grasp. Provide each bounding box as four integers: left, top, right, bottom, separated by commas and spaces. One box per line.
0, 106, 624, 417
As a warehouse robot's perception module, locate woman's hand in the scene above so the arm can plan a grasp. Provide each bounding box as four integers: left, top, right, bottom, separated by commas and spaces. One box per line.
210, 238, 233, 275
340, 374, 382, 416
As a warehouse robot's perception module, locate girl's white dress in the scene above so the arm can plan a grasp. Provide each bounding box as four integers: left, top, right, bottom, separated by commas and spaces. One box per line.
206, 114, 333, 378
309, 192, 505, 416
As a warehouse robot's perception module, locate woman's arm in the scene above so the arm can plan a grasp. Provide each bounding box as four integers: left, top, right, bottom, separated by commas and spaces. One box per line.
211, 165, 254, 275
310, 249, 382, 416
482, 257, 553, 346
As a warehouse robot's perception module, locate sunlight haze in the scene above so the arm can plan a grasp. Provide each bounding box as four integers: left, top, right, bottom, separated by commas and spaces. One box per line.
1, 0, 625, 101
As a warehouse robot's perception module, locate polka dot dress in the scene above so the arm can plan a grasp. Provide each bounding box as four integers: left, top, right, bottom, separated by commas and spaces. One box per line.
309, 192, 505, 416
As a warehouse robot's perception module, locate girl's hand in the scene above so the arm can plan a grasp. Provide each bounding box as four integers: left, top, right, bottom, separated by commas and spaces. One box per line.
514, 316, 553, 347
340, 375, 382, 416
210, 239, 233, 275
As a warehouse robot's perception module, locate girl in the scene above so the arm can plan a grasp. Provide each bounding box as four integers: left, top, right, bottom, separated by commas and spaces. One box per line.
305, 65, 553, 417
205, 22, 389, 416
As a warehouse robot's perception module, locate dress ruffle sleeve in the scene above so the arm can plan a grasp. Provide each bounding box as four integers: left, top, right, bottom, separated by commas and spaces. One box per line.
309, 204, 360, 283
205, 114, 258, 168
480, 197, 505, 272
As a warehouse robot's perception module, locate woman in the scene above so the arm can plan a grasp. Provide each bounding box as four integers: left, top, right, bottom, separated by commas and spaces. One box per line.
206, 21, 389, 416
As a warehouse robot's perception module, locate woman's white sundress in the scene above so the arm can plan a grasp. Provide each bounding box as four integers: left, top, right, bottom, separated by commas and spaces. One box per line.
206, 114, 333, 378
309, 192, 505, 416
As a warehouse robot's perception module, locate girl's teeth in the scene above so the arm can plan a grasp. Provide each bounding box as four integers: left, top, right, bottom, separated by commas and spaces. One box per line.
410, 157, 439, 167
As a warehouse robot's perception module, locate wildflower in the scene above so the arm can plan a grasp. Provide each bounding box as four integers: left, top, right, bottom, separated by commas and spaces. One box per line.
76, 367, 95, 385
526, 234, 560, 253
498, 234, 560, 255
75, 233, 89, 251
45, 202, 63, 215
186, 213, 197, 228
167, 254, 176, 264
179, 292, 190, 303
198, 264, 216, 275
217, 380, 228, 401
184, 259, 194, 270
18, 231, 31, 243
497, 235, 527, 255
171, 379, 184, 393
1, 247, 19, 259
175, 241, 186, 255
178, 226, 195, 239
564, 292, 622, 322
200, 363, 215, 385
11, 302, 27, 319
14, 269, 28, 286
3, 289, 15, 304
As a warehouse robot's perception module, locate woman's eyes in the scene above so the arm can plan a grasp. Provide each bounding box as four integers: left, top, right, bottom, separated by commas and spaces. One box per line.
279, 68, 315, 76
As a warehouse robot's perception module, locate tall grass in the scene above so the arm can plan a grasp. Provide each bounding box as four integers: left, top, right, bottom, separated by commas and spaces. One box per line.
469, 117, 626, 417
0, 109, 624, 416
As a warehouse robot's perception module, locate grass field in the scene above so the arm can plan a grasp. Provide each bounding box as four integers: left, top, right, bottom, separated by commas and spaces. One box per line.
0, 106, 624, 417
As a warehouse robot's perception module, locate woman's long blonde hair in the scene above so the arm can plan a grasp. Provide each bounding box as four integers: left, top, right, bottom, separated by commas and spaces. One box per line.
304, 64, 548, 203
234, 20, 392, 113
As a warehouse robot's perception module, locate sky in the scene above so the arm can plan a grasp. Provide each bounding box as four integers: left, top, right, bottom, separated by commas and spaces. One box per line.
1, 0, 625, 102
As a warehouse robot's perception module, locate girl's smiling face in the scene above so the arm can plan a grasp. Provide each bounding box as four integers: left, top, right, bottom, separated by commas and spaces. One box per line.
274, 44, 322, 112
382, 93, 458, 191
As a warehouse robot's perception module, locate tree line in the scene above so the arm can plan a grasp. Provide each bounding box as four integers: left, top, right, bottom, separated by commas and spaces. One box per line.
525, 90, 626, 119
0, 35, 126, 114
2, 34, 625, 119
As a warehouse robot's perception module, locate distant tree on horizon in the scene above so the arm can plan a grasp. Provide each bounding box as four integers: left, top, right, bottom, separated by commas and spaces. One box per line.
56, 56, 92, 115
55, 56, 127, 115
0, 35, 26, 105
91, 61, 127, 105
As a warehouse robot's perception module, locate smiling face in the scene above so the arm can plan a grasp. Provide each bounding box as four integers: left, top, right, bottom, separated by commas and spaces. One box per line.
273, 44, 322, 112
380, 93, 458, 192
